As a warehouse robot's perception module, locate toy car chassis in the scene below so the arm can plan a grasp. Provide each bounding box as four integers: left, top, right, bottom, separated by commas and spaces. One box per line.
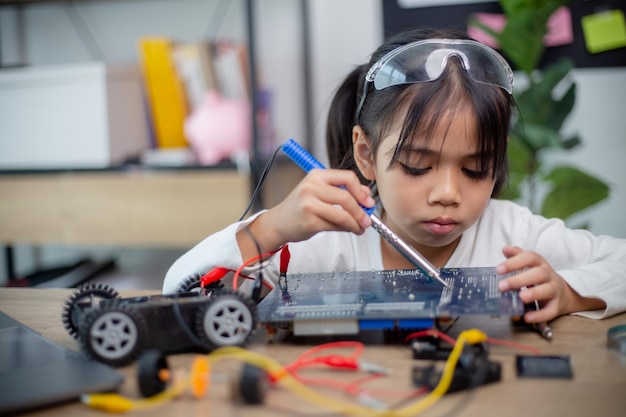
62, 278, 257, 367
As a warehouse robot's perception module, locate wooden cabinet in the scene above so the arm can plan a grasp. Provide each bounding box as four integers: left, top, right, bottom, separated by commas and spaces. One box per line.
0, 162, 304, 247
0, 169, 249, 246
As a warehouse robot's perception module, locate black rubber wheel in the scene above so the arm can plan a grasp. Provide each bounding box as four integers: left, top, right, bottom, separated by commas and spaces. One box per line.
137, 350, 169, 397
79, 303, 147, 367
194, 289, 257, 350
62, 282, 120, 340
238, 363, 270, 405
175, 273, 225, 294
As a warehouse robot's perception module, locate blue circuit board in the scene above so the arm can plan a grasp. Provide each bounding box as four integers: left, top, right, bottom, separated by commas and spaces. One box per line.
257, 267, 524, 323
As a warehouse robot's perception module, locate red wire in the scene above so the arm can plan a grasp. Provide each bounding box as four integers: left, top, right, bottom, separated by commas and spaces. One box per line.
404, 329, 540, 355
267, 331, 539, 408
293, 340, 364, 363
274, 341, 423, 402
404, 329, 457, 345
201, 266, 273, 291
287, 372, 418, 400
486, 338, 541, 355
239, 275, 274, 290
232, 252, 275, 290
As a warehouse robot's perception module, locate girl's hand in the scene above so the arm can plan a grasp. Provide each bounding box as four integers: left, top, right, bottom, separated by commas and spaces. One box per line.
495, 245, 588, 323
242, 169, 375, 254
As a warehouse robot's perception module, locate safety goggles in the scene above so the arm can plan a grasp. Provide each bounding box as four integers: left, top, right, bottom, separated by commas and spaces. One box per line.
355, 39, 514, 122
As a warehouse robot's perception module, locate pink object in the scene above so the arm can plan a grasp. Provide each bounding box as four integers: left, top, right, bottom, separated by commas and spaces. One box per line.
467, 12, 506, 48
545, 6, 574, 47
184, 91, 251, 165
468, 6, 574, 49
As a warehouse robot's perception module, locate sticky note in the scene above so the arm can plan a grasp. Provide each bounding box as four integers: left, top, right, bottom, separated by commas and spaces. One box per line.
545, 6, 574, 47
467, 12, 506, 49
581, 9, 626, 54
468, 7, 573, 49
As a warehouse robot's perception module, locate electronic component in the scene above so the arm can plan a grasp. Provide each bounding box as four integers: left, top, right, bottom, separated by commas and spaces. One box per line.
516, 355, 573, 379
412, 343, 501, 393
258, 267, 523, 335
607, 324, 626, 354
411, 336, 454, 361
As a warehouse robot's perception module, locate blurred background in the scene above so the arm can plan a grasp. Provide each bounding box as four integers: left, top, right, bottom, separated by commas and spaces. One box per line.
0, 0, 624, 289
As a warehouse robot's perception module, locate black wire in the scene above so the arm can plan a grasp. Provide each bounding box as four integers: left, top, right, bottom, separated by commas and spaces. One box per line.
242, 226, 264, 303
171, 294, 212, 351
437, 316, 460, 334
239, 144, 283, 221
242, 225, 263, 256
235, 143, 284, 302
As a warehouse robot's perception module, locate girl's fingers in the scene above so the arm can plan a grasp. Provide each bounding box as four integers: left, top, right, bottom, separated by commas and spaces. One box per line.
524, 300, 558, 323
497, 247, 541, 274
517, 278, 554, 304
274, 169, 373, 241
501, 245, 523, 258
304, 170, 373, 228
497, 249, 550, 293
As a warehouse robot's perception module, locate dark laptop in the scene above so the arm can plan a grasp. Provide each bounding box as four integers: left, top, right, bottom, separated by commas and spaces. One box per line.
0, 310, 123, 414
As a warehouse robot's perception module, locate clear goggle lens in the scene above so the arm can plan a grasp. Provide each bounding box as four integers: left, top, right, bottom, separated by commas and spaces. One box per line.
356, 39, 513, 121
368, 39, 513, 93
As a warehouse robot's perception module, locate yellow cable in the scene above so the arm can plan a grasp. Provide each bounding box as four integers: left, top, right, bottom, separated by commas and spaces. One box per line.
82, 374, 188, 412
83, 329, 486, 416
207, 329, 484, 417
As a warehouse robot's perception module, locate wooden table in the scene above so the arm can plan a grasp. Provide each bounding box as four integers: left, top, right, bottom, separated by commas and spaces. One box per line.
1, 287, 625, 417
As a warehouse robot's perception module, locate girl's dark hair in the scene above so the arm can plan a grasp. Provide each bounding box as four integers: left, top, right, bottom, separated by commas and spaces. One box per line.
325, 28, 515, 197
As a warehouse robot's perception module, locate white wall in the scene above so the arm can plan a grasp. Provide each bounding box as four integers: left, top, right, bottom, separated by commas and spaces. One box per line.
1, 0, 624, 283
307, 0, 383, 161
550, 68, 626, 237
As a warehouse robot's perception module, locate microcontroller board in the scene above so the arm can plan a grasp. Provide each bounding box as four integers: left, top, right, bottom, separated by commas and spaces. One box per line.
257, 267, 523, 335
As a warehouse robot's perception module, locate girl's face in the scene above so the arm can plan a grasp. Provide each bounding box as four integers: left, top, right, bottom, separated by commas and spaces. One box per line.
355, 106, 496, 260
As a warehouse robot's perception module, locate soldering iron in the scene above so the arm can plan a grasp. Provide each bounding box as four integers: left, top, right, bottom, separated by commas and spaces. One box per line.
281, 138, 450, 289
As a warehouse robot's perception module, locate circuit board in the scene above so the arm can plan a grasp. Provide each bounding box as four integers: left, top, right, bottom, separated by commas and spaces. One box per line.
257, 267, 524, 330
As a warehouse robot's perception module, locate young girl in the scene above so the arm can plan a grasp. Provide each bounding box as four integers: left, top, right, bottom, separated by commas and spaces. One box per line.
164, 28, 626, 324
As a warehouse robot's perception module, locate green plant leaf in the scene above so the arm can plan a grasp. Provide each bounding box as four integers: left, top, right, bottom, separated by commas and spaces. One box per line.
469, 0, 569, 74
548, 79, 576, 131
526, 59, 575, 130
497, 12, 548, 73
532, 58, 573, 91
500, 171, 524, 200
541, 166, 610, 220
514, 59, 574, 128
516, 122, 564, 151
470, 1, 599, 223
560, 134, 581, 150
499, 0, 569, 16
507, 134, 532, 172
500, 135, 531, 200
